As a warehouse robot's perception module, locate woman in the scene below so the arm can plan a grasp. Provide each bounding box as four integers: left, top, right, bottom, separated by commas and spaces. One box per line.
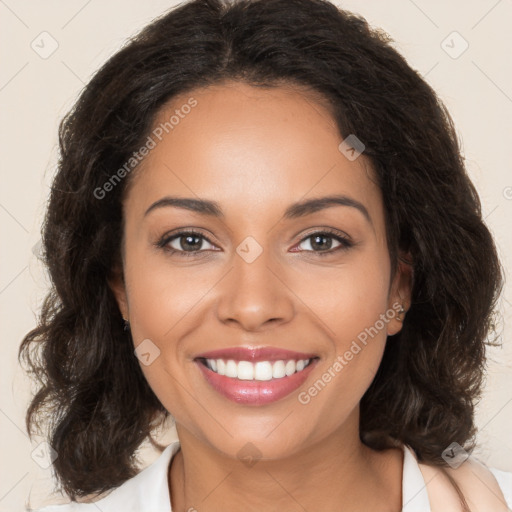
20, 0, 511, 510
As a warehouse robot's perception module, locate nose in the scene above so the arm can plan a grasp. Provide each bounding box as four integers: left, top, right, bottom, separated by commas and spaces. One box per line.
215, 248, 295, 332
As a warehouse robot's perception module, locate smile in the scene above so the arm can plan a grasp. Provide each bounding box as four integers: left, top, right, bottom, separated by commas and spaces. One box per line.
193, 347, 320, 405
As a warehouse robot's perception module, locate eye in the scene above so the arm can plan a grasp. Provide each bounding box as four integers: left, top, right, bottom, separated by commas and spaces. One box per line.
294, 229, 353, 256
157, 230, 217, 256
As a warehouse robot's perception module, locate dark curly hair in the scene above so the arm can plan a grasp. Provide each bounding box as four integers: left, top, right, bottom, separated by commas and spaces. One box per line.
19, 0, 503, 505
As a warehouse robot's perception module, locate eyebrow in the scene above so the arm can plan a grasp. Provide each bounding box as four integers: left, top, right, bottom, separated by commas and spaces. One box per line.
144, 194, 372, 225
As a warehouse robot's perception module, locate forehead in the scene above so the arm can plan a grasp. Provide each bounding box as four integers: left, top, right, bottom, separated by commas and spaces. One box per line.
124, 81, 383, 227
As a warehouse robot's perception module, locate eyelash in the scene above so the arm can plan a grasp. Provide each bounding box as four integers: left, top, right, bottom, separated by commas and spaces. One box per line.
155, 228, 353, 258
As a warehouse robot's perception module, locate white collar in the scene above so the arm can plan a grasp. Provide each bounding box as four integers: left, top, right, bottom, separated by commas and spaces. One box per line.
402, 444, 432, 511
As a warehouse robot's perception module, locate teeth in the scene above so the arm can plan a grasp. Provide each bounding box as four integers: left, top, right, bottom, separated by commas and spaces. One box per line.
254, 361, 273, 381
225, 359, 238, 378
203, 358, 312, 381
237, 361, 254, 380
285, 359, 296, 376
272, 360, 286, 378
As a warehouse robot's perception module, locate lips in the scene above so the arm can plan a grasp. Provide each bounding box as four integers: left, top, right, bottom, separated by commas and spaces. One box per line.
194, 346, 319, 405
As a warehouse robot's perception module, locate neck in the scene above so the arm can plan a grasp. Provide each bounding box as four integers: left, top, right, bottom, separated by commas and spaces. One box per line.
168, 416, 403, 511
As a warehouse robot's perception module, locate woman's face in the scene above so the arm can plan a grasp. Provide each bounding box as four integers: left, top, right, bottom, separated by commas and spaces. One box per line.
111, 81, 410, 460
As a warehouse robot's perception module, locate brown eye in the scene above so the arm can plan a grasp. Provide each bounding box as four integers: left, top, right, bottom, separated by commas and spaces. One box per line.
295, 230, 352, 255
157, 230, 217, 256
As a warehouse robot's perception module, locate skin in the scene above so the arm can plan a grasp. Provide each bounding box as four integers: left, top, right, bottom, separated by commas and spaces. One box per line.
110, 80, 412, 512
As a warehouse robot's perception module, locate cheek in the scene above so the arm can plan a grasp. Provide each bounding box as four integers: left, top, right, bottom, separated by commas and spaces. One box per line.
293, 246, 391, 346
125, 245, 213, 339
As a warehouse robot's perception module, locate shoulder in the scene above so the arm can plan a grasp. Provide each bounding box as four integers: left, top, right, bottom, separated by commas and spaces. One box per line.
417, 454, 512, 512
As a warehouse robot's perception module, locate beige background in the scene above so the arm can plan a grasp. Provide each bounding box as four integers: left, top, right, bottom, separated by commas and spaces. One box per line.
1, 0, 511, 510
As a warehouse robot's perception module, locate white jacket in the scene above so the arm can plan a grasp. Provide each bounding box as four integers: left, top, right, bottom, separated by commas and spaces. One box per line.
30, 441, 512, 512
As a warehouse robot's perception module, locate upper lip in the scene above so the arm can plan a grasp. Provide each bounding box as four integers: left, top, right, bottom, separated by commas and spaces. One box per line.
194, 346, 318, 362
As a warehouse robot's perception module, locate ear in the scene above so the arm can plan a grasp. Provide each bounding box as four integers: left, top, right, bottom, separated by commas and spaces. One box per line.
386, 252, 413, 336
108, 263, 129, 321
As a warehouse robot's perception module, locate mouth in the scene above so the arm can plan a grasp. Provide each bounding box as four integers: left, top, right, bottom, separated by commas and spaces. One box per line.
194, 346, 320, 405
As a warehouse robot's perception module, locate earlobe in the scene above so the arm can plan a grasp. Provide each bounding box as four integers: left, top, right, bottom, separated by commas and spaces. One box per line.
386, 301, 408, 337
387, 253, 413, 336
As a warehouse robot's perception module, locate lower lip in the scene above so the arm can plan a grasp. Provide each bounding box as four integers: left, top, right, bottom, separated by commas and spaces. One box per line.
195, 359, 318, 405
